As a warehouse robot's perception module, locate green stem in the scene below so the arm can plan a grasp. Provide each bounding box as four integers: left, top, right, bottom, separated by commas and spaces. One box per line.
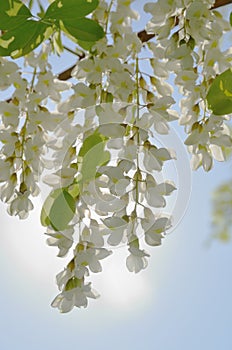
20, 68, 37, 184
105, 0, 114, 33
63, 46, 84, 58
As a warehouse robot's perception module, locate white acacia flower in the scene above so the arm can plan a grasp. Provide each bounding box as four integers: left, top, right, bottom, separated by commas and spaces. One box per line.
144, 1, 179, 25
110, 5, 138, 35
46, 228, 74, 257
98, 124, 125, 139
43, 167, 77, 188
72, 83, 96, 108
175, 70, 198, 91
8, 191, 34, 219
103, 216, 128, 246
150, 58, 169, 79
144, 177, 176, 208
141, 208, 171, 246
126, 244, 150, 273
145, 187, 164, 208
96, 104, 126, 124
0, 173, 17, 202
21, 167, 39, 197
28, 105, 63, 132
0, 159, 11, 182
203, 46, 231, 78
35, 71, 71, 102
72, 57, 102, 83
0, 58, 19, 90
150, 76, 173, 97
51, 280, 99, 312
11, 74, 28, 103
0, 101, 20, 128
56, 267, 73, 291
95, 193, 127, 213
143, 145, 173, 172
118, 139, 137, 161
198, 146, 213, 172
209, 144, 226, 162
24, 44, 51, 71
108, 70, 135, 101
81, 220, 104, 248
74, 247, 112, 273
74, 264, 89, 279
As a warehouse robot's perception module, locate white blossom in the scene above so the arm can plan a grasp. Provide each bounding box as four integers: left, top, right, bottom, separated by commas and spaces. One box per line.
51, 280, 99, 312
126, 245, 150, 273
74, 246, 112, 273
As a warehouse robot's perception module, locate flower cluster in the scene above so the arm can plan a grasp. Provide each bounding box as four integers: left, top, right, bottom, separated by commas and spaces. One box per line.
0, 0, 231, 312
0, 46, 71, 218
145, 0, 232, 170
51, 243, 111, 312
44, 101, 176, 311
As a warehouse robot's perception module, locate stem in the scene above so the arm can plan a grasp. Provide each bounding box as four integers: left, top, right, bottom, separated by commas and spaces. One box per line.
20, 68, 37, 184
105, 0, 114, 33
29, 67, 36, 93
63, 46, 85, 58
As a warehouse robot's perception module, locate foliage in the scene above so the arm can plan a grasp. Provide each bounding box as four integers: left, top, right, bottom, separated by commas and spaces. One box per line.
206, 68, 232, 115
0, 0, 104, 57
0, 0, 231, 312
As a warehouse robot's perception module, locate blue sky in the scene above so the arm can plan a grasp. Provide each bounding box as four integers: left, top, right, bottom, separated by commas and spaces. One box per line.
0, 1, 232, 349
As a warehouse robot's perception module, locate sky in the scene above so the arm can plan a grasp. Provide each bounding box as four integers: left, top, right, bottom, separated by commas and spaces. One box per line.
1, 160, 232, 350
0, 1, 232, 350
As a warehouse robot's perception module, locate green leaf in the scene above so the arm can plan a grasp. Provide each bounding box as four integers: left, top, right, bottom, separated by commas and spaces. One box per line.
43, 0, 104, 48
62, 18, 104, 43
0, 19, 51, 58
67, 183, 80, 199
37, 0, 46, 18
41, 188, 62, 227
79, 132, 106, 157
230, 12, 232, 26
206, 68, 232, 115
44, 0, 99, 21
78, 133, 110, 184
0, 0, 32, 31
49, 189, 76, 231
80, 143, 110, 183
41, 188, 76, 231
75, 39, 95, 51
28, 0, 34, 11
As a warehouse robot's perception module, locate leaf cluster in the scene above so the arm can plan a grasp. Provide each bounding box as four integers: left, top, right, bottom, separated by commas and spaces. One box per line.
0, 0, 104, 58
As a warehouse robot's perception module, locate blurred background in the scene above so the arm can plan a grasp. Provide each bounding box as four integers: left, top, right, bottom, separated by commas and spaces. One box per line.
1, 1, 232, 349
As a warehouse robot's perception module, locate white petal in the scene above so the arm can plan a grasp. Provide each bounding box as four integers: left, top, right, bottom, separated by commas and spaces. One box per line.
103, 216, 127, 228
209, 144, 225, 162
146, 188, 166, 207
107, 229, 124, 246
145, 232, 163, 246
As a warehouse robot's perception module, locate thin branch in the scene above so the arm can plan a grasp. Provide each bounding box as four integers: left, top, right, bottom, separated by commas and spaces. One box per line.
57, 0, 232, 81
212, 0, 232, 8
57, 65, 77, 81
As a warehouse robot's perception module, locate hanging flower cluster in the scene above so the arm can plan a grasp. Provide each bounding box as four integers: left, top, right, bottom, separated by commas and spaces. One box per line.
144, 0, 232, 170
0, 0, 231, 312
0, 46, 71, 219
